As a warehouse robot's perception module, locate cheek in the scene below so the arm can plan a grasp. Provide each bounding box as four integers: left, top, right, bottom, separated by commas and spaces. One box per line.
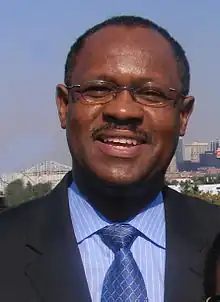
151, 109, 179, 137
66, 103, 102, 152
149, 109, 179, 156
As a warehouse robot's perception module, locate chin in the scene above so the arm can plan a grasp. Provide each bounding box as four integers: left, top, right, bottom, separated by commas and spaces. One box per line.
93, 167, 149, 186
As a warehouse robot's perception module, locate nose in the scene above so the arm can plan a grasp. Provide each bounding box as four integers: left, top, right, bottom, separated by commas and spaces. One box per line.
102, 90, 144, 126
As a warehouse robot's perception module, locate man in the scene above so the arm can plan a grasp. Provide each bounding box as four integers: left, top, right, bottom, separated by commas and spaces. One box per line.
0, 15, 219, 302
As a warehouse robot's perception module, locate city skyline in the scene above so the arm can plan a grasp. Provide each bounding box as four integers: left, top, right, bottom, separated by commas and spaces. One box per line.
1, 1, 220, 173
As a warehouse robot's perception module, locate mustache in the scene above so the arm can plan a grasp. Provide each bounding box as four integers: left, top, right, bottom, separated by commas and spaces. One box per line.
91, 123, 152, 143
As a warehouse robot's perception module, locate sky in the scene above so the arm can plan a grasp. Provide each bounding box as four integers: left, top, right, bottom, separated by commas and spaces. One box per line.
0, 0, 219, 173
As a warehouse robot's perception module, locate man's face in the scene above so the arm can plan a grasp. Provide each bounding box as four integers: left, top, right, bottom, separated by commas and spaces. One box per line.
57, 26, 194, 184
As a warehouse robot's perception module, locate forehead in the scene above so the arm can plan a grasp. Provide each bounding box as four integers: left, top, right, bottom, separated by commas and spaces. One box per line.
72, 26, 181, 88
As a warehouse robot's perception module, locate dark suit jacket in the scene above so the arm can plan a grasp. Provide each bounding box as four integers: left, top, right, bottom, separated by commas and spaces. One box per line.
0, 171, 219, 302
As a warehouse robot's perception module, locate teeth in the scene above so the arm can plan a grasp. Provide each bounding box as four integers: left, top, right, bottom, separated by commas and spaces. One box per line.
103, 138, 138, 145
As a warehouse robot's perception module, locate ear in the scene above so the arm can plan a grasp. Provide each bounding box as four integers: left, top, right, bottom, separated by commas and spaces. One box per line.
56, 84, 68, 129
179, 96, 195, 136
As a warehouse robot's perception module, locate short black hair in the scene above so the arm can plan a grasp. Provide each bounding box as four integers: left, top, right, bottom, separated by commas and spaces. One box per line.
64, 15, 190, 95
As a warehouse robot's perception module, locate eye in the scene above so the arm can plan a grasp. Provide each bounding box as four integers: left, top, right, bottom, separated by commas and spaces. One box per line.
81, 85, 112, 98
136, 88, 167, 102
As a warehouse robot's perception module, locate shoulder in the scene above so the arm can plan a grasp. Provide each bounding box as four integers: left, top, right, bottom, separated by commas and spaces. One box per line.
0, 196, 50, 265
0, 194, 48, 234
0, 172, 70, 234
169, 187, 219, 208
165, 187, 220, 229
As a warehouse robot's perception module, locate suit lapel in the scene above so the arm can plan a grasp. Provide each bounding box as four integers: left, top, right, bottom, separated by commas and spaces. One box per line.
25, 172, 91, 302
164, 187, 209, 302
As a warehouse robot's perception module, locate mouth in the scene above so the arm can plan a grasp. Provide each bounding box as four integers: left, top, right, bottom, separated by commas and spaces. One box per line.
94, 132, 147, 158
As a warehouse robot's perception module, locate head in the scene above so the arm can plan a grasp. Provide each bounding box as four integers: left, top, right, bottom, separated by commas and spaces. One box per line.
56, 16, 194, 186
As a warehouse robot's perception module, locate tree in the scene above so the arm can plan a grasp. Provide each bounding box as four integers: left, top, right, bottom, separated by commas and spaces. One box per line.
5, 179, 52, 207
31, 182, 52, 199
179, 182, 220, 206
24, 181, 34, 201
179, 180, 194, 195
192, 183, 200, 193
5, 179, 26, 207
170, 179, 178, 186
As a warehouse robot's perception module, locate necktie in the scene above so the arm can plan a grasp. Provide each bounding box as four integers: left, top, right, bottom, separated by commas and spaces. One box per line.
98, 223, 148, 302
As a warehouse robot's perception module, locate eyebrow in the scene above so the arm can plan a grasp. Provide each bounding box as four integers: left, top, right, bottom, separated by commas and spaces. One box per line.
81, 74, 166, 86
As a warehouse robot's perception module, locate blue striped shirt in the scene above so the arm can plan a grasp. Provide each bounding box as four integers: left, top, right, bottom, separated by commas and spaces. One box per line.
68, 182, 166, 302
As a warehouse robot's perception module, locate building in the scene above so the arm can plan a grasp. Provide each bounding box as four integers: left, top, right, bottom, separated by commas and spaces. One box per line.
210, 139, 220, 153
0, 161, 71, 196
200, 152, 220, 168
184, 142, 209, 163
167, 155, 178, 173
175, 137, 184, 168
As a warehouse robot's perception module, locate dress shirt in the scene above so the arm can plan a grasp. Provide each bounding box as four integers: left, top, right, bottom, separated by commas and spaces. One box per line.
68, 182, 166, 302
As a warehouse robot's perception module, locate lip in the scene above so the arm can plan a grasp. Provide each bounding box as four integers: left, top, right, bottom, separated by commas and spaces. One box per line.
93, 130, 147, 144
94, 140, 144, 158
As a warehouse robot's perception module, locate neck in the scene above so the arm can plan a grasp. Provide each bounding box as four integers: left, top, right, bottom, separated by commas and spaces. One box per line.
73, 163, 165, 222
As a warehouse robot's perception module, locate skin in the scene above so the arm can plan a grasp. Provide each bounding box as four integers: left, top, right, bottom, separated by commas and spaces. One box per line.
56, 26, 194, 221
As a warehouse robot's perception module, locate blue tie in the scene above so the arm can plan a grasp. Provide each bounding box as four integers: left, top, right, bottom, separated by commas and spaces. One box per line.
98, 224, 148, 302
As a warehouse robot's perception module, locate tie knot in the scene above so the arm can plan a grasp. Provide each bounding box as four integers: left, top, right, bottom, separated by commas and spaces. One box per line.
97, 224, 139, 253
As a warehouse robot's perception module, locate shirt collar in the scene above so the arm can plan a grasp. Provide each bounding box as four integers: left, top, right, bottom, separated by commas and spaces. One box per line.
68, 182, 165, 249
129, 192, 165, 248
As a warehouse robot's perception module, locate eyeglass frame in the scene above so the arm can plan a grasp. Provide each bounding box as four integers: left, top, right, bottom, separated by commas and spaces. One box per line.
66, 79, 186, 108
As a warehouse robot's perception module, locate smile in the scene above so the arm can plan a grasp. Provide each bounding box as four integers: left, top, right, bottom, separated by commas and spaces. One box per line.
103, 137, 140, 146
95, 134, 146, 158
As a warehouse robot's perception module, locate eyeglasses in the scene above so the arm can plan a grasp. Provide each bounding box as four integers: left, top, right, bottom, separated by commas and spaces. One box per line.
66, 80, 184, 107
